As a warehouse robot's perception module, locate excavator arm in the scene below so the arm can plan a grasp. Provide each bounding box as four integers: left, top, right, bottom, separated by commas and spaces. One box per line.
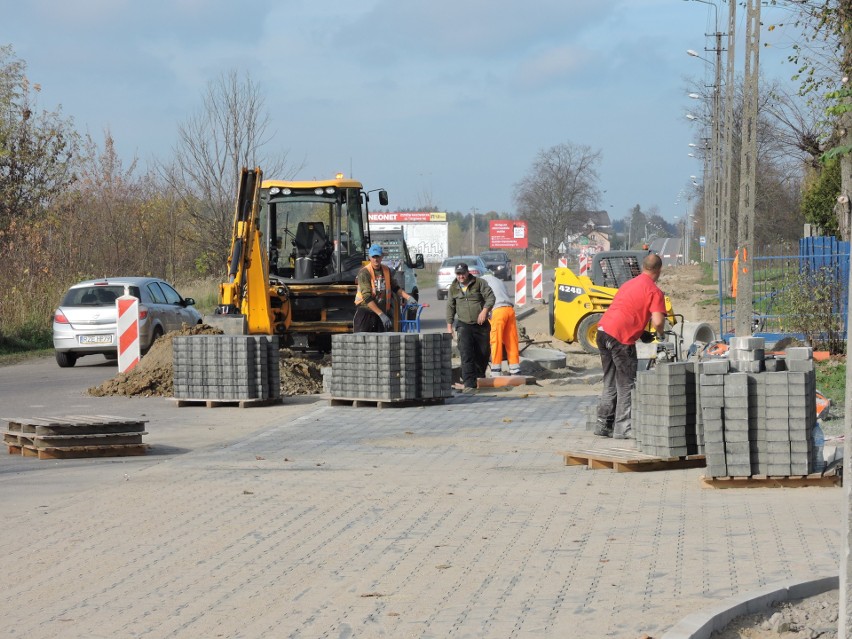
214, 167, 274, 334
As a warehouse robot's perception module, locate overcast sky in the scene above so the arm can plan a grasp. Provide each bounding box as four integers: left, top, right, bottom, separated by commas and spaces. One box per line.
3, 0, 803, 225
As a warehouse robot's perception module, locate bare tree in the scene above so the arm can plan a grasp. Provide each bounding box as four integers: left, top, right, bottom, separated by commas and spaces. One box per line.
513, 142, 602, 256
160, 69, 303, 269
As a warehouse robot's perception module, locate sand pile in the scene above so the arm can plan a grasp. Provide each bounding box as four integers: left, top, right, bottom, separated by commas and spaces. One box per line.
88, 325, 327, 398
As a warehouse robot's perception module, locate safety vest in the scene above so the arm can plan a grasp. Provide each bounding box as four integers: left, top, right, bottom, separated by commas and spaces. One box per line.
354, 264, 392, 311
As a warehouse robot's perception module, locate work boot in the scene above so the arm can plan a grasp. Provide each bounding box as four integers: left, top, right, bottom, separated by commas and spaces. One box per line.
613, 427, 633, 440
508, 366, 521, 376
593, 419, 613, 438
490, 367, 503, 377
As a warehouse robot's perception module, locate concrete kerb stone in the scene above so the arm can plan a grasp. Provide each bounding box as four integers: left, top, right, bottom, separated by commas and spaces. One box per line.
660, 574, 839, 639
515, 305, 537, 322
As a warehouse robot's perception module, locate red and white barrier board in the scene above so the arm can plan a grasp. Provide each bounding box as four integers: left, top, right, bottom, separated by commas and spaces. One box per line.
558, 257, 568, 268
514, 264, 527, 306
117, 295, 140, 373
532, 262, 543, 301
579, 250, 589, 277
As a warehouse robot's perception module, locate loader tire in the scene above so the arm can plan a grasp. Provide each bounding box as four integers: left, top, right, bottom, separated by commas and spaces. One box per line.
578, 313, 603, 355
547, 293, 555, 336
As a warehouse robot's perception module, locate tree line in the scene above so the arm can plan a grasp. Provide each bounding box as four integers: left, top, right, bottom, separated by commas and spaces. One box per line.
2, 0, 849, 349
0, 45, 297, 349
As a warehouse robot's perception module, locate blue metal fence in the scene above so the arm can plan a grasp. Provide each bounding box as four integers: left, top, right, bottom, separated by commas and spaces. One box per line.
717, 237, 850, 344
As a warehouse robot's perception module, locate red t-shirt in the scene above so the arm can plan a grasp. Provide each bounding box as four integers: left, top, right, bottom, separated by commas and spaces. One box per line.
598, 272, 666, 344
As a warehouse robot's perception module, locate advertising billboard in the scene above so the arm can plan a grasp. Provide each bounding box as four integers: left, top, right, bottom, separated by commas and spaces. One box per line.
370, 222, 448, 264
489, 220, 528, 249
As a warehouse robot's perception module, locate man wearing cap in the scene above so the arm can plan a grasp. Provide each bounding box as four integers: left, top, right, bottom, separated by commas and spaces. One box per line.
354, 243, 415, 333
446, 262, 495, 392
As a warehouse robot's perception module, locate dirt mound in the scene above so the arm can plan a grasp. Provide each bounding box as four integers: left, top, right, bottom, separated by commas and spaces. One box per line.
88, 326, 327, 398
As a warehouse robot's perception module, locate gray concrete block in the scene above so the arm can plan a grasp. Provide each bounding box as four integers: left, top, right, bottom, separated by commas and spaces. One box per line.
785, 346, 813, 360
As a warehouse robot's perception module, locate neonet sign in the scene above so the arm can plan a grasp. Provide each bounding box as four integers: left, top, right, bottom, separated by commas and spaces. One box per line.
368, 212, 447, 222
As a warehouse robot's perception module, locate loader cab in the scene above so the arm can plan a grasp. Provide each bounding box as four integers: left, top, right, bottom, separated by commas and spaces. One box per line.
260, 177, 384, 283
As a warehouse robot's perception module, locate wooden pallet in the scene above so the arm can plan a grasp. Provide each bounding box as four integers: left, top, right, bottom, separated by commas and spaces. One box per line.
560, 446, 706, 473
169, 397, 282, 408
329, 397, 447, 409
700, 471, 841, 489
3, 415, 149, 460
7, 442, 149, 460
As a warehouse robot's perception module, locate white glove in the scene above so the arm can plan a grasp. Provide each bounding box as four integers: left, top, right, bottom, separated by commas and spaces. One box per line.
379, 313, 393, 331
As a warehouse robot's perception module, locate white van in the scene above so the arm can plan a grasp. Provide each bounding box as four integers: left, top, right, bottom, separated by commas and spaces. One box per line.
370, 229, 425, 305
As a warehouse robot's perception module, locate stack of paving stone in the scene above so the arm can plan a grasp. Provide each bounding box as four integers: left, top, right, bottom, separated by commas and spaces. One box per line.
700, 342, 817, 477
172, 335, 281, 400
329, 332, 452, 402
633, 362, 701, 457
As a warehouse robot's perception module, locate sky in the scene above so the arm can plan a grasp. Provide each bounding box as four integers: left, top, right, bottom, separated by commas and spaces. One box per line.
2, 0, 806, 226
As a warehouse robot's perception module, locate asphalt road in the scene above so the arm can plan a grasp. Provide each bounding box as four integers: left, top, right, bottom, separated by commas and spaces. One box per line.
650, 237, 684, 266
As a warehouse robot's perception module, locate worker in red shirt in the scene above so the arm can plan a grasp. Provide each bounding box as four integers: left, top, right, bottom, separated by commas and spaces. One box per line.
594, 253, 667, 439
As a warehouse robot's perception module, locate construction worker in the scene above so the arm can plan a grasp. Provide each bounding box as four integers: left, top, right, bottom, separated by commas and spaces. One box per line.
481, 273, 521, 376
594, 253, 666, 440
446, 263, 495, 392
354, 244, 414, 333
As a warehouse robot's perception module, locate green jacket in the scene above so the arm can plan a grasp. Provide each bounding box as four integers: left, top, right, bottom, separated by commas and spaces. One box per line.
446, 276, 495, 325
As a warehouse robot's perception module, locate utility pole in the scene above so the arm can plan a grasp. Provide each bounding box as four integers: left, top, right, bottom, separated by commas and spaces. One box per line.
734, 0, 759, 336
710, 27, 723, 274
721, 0, 736, 273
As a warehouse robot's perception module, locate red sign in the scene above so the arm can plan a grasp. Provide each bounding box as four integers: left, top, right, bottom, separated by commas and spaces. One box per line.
489, 220, 528, 249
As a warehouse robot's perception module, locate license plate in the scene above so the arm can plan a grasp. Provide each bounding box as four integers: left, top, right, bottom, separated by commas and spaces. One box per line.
79, 334, 114, 345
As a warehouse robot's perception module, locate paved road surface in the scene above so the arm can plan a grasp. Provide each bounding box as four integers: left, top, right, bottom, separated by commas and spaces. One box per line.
0, 356, 841, 638
650, 237, 684, 267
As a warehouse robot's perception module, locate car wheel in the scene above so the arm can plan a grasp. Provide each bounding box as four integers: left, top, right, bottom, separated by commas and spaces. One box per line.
55, 351, 77, 368
437, 290, 444, 301
144, 326, 164, 355
578, 313, 603, 355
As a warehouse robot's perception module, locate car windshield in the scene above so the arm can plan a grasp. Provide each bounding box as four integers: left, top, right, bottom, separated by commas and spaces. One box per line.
62, 286, 141, 306
481, 252, 505, 260
442, 257, 480, 268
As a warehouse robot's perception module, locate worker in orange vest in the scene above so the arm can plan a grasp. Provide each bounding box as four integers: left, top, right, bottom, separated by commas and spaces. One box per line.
354, 244, 415, 332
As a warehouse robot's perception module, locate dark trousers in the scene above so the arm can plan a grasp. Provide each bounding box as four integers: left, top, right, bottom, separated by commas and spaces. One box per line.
456, 321, 491, 388
596, 331, 637, 436
354, 308, 384, 333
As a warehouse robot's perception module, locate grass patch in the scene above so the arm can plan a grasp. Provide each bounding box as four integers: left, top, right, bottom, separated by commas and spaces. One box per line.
416, 269, 437, 289
697, 262, 714, 285
175, 277, 220, 315
0, 348, 52, 367
816, 357, 846, 408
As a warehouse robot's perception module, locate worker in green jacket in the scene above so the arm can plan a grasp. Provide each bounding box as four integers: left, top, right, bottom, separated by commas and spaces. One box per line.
446, 263, 495, 392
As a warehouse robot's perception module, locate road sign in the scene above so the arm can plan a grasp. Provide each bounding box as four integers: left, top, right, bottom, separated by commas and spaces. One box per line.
699, 236, 706, 247
557, 241, 567, 253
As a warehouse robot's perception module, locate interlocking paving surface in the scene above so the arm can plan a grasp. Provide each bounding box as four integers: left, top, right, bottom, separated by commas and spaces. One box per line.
2, 393, 841, 638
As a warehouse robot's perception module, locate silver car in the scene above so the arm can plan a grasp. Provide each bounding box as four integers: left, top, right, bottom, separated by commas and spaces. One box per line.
436, 256, 490, 300
52, 277, 202, 368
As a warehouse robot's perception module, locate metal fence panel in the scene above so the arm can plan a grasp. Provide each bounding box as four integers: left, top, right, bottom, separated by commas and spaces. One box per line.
717, 237, 850, 343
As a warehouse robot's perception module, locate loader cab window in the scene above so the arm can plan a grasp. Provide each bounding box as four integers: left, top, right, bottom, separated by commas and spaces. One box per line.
340, 188, 366, 258
261, 187, 368, 277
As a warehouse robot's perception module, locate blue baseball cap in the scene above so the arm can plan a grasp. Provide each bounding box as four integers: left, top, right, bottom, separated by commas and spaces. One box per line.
368, 244, 383, 257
